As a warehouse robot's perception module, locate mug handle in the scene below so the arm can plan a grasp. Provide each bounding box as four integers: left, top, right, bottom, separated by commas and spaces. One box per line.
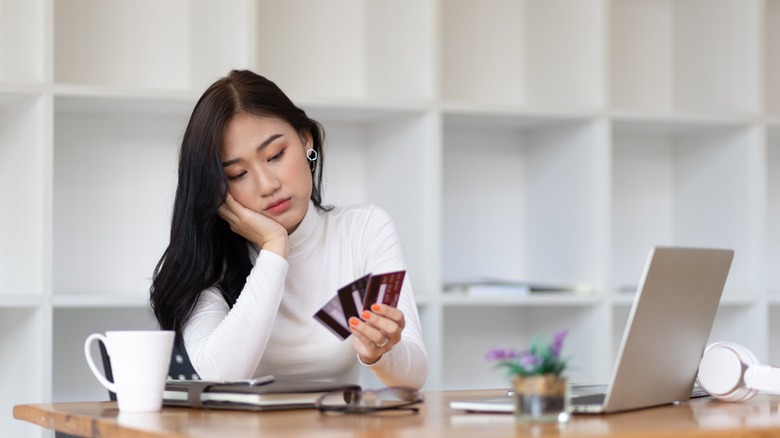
84, 333, 118, 393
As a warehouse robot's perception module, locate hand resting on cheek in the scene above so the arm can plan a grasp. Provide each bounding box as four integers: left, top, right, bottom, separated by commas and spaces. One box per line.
218, 193, 290, 259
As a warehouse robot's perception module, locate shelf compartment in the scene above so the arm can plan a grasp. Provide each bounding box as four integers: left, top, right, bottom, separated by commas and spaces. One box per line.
610, 120, 759, 292
54, 0, 252, 91
0, 308, 47, 437
53, 109, 185, 295
442, 116, 605, 287
53, 307, 157, 403
610, 0, 759, 114
0, 0, 45, 83
441, 305, 601, 389
0, 96, 47, 296
255, 0, 434, 102
441, 0, 603, 108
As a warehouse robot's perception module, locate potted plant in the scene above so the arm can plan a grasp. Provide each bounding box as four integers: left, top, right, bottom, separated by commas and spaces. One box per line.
486, 329, 569, 423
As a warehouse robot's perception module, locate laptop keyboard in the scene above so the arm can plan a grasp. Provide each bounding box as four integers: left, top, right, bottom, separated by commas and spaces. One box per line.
570, 393, 606, 406
570, 386, 708, 407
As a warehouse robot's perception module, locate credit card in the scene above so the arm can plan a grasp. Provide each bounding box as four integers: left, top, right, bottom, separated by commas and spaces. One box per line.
338, 274, 370, 322
362, 270, 405, 311
313, 294, 351, 340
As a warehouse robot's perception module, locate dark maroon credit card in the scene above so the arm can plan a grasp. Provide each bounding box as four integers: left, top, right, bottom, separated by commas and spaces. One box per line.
361, 270, 405, 311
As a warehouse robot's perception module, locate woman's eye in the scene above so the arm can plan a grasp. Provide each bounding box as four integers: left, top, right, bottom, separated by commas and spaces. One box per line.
269, 148, 286, 162
227, 171, 246, 181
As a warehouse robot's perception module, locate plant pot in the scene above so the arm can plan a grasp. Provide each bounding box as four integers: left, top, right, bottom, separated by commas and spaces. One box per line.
512, 374, 569, 423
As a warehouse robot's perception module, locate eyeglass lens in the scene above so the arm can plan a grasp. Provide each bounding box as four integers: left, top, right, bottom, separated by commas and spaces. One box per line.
318, 388, 421, 411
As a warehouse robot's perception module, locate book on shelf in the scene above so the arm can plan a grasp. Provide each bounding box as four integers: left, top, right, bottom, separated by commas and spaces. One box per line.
617, 284, 639, 294
443, 277, 594, 296
163, 377, 360, 411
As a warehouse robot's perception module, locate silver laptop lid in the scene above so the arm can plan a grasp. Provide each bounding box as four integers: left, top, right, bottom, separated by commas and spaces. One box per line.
601, 246, 733, 413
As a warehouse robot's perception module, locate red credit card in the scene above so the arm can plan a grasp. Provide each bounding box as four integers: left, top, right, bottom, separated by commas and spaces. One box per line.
362, 270, 405, 311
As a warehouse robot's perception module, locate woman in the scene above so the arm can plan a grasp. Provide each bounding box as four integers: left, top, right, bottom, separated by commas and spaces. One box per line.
150, 70, 428, 389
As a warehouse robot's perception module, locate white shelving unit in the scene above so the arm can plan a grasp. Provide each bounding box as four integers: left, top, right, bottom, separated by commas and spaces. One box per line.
3, 0, 780, 436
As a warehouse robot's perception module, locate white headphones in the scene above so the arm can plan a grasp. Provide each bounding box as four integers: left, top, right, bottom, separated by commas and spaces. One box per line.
696, 341, 780, 402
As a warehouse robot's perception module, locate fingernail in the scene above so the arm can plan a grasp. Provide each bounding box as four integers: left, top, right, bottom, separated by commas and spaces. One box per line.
371, 303, 381, 312
349, 317, 359, 327
361, 311, 371, 320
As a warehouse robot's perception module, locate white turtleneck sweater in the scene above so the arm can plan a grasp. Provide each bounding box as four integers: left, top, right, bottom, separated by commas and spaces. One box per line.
182, 203, 428, 389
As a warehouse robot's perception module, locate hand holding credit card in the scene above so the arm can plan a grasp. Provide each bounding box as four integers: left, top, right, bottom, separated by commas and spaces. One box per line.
313, 271, 405, 340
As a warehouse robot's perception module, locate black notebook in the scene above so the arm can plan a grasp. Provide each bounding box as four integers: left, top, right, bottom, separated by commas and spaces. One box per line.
163, 378, 361, 411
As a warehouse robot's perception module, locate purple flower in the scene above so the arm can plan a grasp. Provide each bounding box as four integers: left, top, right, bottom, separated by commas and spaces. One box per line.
550, 329, 567, 358
486, 329, 568, 377
518, 350, 542, 372
485, 347, 518, 361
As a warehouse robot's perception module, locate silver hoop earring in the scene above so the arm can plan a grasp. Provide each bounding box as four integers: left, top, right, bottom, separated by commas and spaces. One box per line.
306, 148, 317, 172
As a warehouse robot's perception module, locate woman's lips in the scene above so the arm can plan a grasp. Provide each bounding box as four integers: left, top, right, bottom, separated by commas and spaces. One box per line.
264, 198, 291, 214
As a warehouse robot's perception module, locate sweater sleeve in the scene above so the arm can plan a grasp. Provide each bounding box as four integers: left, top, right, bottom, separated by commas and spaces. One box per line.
182, 250, 288, 381
358, 206, 429, 389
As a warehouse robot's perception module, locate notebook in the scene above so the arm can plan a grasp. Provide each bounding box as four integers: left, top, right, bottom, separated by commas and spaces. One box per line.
163, 377, 361, 411
450, 246, 734, 415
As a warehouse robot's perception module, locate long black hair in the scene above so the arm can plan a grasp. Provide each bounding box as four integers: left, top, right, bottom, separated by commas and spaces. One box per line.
150, 70, 326, 341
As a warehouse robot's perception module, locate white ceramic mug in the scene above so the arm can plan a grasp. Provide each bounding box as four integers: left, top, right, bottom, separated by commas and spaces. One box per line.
84, 330, 175, 412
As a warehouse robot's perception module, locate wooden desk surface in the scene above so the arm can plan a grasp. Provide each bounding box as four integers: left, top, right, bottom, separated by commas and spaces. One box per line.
14, 390, 780, 438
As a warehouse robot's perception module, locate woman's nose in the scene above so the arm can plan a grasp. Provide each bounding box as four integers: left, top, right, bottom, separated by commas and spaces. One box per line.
254, 168, 280, 196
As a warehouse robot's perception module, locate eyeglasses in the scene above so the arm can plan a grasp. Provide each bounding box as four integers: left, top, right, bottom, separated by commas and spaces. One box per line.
315, 387, 424, 414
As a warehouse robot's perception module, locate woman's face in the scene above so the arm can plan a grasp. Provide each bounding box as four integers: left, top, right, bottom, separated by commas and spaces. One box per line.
220, 113, 313, 234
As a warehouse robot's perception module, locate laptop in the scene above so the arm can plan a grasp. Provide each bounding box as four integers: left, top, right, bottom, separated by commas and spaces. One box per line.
450, 246, 734, 415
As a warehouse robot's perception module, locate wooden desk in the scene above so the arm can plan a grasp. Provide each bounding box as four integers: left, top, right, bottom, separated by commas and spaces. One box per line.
14, 390, 780, 438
